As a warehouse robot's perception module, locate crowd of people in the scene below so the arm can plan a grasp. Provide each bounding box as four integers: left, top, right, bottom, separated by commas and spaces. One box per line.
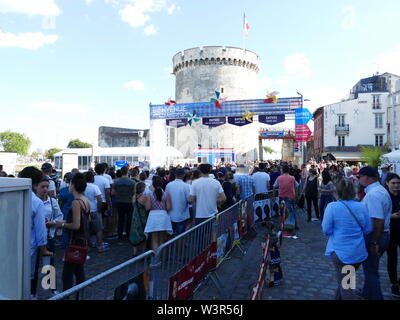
2, 157, 399, 300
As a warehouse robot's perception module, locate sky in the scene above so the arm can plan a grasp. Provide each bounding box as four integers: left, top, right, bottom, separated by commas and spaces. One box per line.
1, 0, 400, 153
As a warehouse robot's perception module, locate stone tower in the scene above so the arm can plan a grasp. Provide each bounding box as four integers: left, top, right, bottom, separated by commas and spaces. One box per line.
169, 46, 261, 162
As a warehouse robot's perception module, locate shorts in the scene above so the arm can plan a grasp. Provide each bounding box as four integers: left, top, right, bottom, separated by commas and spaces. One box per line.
171, 221, 187, 235
90, 212, 104, 233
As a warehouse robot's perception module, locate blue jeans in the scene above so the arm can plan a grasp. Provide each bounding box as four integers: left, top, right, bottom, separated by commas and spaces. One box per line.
319, 194, 334, 221
172, 220, 187, 235
280, 197, 297, 228
362, 232, 390, 300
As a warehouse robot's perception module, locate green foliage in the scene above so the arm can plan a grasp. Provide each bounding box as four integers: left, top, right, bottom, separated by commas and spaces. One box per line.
31, 152, 40, 160
360, 146, 384, 168
0, 131, 31, 155
67, 139, 92, 148
263, 146, 275, 154
45, 148, 62, 161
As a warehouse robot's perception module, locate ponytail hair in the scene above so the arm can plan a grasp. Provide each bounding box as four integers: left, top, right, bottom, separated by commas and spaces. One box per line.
152, 176, 164, 202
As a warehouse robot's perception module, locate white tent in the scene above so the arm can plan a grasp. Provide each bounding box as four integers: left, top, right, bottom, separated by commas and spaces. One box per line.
382, 150, 400, 175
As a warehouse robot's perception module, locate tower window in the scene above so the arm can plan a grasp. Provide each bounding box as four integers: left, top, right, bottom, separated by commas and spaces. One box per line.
221, 88, 224, 93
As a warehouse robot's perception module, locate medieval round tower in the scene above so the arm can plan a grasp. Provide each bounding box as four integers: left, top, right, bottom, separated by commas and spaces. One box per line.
169, 46, 261, 162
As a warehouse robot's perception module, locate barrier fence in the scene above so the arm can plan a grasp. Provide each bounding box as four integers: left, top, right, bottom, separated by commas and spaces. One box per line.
49, 195, 256, 301
50, 251, 154, 300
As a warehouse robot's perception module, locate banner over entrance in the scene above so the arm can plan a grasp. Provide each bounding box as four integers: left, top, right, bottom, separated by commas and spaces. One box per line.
258, 114, 285, 125
150, 97, 301, 120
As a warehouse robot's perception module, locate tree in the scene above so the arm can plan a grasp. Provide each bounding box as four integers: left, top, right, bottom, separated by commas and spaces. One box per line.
45, 148, 62, 161
67, 139, 92, 148
0, 131, 31, 155
31, 152, 40, 160
360, 146, 385, 168
263, 146, 275, 154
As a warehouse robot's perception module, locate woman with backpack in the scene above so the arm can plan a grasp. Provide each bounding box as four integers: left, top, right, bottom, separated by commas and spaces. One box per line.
129, 182, 149, 257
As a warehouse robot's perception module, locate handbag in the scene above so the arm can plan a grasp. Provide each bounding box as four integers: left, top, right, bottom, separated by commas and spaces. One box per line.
64, 202, 89, 264
64, 236, 88, 264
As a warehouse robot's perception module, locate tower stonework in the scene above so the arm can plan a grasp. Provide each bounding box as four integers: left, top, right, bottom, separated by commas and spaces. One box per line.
170, 46, 261, 162
173, 46, 260, 102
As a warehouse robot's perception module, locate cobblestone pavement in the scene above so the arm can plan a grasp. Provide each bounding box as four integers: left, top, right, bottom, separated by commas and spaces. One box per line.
194, 207, 400, 300
36, 238, 136, 300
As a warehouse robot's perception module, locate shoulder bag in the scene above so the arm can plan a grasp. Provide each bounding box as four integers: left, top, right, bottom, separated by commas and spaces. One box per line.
64, 201, 88, 264
340, 201, 364, 232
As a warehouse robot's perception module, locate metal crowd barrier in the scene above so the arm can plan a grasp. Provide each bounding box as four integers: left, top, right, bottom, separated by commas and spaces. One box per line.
49, 194, 257, 301
49, 251, 154, 300
150, 216, 216, 300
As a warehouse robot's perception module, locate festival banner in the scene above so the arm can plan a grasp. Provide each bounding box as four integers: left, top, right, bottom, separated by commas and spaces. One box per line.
258, 114, 285, 125
168, 264, 195, 300
202, 117, 226, 127
166, 118, 188, 128
228, 116, 252, 127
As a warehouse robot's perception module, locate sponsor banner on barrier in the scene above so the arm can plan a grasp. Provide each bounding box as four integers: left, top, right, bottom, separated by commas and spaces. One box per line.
216, 233, 229, 265
168, 242, 217, 300
168, 264, 195, 300
253, 199, 270, 221
202, 117, 226, 127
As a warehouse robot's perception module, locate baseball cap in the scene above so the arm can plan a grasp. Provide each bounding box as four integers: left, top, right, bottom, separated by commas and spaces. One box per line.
175, 168, 185, 176
41, 163, 53, 170
358, 166, 378, 178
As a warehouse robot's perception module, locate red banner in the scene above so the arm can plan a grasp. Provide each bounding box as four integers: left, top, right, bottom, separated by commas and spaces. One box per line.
168, 242, 217, 300
295, 124, 311, 142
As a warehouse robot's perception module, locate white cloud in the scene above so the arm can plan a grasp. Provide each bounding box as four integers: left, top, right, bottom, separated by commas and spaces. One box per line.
117, 0, 168, 28
144, 24, 157, 35
0, 31, 58, 49
0, 0, 61, 16
277, 53, 312, 86
341, 5, 356, 30
85, 0, 94, 5
31, 102, 91, 113
119, 4, 150, 27
123, 80, 145, 91
167, 4, 175, 15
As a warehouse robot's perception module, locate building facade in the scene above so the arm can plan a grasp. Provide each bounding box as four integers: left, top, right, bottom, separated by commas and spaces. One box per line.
317, 73, 400, 161
98, 126, 149, 148
388, 79, 400, 150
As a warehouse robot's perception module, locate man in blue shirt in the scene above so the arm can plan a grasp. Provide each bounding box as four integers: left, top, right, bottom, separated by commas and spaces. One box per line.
358, 166, 392, 300
234, 172, 255, 200
18, 167, 53, 290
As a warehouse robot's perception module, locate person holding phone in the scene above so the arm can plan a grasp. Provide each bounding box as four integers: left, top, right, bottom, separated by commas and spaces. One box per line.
385, 173, 400, 298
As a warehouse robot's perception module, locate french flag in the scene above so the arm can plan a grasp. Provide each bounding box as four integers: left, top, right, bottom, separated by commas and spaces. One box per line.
243, 13, 250, 38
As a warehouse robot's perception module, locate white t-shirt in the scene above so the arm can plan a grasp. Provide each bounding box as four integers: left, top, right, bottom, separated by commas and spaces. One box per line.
94, 175, 111, 203
189, 177, 224, 218
84, 183, 102, 213
166, 179, 190, 222
45, 176, 56, 193
104, 173, 113, 185
252, 171, 270, 194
